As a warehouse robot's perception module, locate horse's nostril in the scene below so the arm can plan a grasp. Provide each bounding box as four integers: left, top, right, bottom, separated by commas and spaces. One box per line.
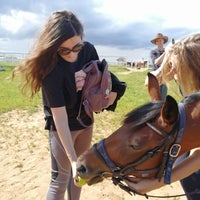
77, 165, 87, 175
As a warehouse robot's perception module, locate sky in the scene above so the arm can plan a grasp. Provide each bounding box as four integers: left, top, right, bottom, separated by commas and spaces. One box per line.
0, 0, 200, 63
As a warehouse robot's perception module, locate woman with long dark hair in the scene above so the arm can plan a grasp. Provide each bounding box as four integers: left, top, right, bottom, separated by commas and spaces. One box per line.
13, 10, 126, 200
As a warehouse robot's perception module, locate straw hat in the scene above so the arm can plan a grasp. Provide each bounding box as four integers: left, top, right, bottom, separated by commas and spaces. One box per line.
151, 33, 168, 44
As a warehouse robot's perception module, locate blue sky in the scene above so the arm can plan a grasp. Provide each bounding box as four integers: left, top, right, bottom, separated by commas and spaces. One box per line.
0, 0, 199, 62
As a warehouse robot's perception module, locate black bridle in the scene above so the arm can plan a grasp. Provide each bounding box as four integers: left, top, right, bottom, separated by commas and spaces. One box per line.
92, 103, 191, 198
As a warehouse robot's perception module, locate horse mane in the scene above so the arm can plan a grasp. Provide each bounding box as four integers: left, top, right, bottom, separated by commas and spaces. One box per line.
182, 91, 200, 104
123, 92, 200, 129
123, 101, 163, 128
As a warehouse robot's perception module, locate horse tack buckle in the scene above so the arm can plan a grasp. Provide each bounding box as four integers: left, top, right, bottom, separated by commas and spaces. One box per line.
169, 144, 181, 158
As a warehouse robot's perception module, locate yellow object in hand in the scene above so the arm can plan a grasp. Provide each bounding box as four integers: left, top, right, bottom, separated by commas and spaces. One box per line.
76, 176, 86, 186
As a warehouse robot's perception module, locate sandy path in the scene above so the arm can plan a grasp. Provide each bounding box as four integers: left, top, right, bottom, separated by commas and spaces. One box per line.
0, 108, 186, 200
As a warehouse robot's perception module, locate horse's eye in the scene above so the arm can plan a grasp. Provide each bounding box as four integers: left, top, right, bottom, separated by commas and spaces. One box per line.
130, 135, 147, 150
130, 142, 142, 150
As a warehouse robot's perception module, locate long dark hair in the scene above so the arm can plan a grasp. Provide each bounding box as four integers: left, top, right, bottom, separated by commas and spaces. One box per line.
12, 10, 84, 98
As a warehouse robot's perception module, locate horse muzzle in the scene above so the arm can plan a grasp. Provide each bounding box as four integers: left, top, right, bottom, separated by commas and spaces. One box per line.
76, 161, 106, 185
76, 148, 114, 185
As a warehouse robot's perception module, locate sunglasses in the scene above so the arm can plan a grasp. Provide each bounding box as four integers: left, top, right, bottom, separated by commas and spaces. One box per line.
58, 43, 84, 56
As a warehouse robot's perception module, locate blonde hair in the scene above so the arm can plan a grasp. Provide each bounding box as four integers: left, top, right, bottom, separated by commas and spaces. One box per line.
12, 10, 84, 98
160, 33, 200, 96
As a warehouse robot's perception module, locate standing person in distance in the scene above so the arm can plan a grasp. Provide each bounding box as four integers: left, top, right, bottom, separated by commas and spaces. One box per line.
12, 10, 126, 200
150, 33, 168, 100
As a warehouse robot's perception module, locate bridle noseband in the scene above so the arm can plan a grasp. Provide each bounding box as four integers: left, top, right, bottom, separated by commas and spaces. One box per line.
92, 103, 187, 198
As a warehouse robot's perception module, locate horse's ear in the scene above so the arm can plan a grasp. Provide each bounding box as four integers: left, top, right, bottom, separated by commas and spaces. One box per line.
147, 72, 162, 101
161, 95, 179, 125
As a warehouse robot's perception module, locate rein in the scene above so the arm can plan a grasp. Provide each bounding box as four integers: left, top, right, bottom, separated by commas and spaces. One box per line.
92, 103, 191, 198
164, 102, 186, 184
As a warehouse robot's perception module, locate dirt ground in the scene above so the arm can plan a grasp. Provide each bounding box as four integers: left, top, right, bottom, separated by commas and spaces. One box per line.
0, 108, 187, 200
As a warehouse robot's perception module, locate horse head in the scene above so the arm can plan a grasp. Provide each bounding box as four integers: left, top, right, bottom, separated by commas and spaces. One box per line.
77, 73, 200, 187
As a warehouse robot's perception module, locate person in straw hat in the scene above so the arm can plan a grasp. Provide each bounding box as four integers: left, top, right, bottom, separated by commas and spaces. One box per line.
149, 33, 168, 100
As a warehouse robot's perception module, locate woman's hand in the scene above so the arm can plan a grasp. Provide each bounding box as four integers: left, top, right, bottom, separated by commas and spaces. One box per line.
124, 177, 163, 194
72, 161, 77, 178
75, 70, 86, 91
144, 70, 161, 87
166, 66, 177, 81
72, 162, 82, 187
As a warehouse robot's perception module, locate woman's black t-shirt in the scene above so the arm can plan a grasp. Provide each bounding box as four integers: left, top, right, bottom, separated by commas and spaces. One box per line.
42, 41, 99, 131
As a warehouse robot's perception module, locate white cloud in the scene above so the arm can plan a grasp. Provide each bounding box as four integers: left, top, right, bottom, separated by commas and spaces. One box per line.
0, 0, 200, 56
94, 0, 200, 29
1, 10, 42, 34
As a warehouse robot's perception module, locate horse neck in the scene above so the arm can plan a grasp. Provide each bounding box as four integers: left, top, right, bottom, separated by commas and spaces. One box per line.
180, 101, 200, 153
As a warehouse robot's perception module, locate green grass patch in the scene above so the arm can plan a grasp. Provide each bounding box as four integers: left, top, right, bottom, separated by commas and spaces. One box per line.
0, 65, 41, 113
0, 63, 182, 116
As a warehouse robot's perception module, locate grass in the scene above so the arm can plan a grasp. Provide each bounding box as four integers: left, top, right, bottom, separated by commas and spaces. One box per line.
0, 64, 41, 113
0, 62, 182, 116
110, 66, 150, 113
0, 63, 147, 114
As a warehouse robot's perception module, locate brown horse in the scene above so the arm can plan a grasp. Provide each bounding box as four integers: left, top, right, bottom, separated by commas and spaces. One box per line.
136, 61, 147, 68
76, 73, 200, 195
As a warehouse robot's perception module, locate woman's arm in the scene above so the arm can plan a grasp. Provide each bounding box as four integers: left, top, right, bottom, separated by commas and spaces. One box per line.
51, 107, 77, 177
125, 148, 200, 194
144, 68, 162, 86
154, 53, 165, 66
144, 59, 175, 87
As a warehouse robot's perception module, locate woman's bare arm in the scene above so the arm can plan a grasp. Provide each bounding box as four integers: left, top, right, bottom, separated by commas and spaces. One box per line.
51, 107, 77, 177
